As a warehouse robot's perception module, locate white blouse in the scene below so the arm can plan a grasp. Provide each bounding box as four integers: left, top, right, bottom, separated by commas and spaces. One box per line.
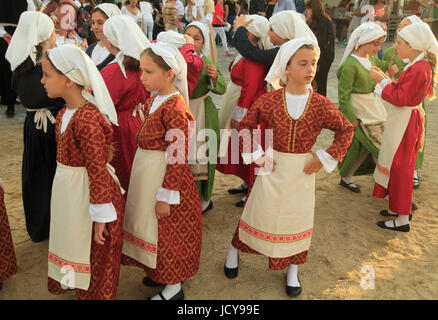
121, 6, 143, 29
91, 42, 114, 66
241, 91, 339, 173
61, 107, 117, 223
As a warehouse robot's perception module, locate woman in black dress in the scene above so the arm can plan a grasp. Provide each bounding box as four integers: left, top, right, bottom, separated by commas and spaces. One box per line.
6, 11, 64, 242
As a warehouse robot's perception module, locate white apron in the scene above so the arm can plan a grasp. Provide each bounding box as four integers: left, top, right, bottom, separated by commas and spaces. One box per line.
238, 150, 315, 258
188, 94, 209, 181
48, 162, 123, 290
122, 148, 167, 269
350, 92, 387, 149
374, 101, 422, 189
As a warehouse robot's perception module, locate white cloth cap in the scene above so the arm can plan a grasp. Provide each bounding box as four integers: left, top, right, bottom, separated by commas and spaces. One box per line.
157, 30, 187, 49
265, 38, 320, 85
245, 14, 274, 49
103, 15, 150, 78
95, 3, 121, 18
150, 42, 189, 103
269, 10, 317, 43
406, 15, 422, 24
185, 21, 210, 57
47, 44, 118, 125
5, 11, 54, 71
399, 22, 438, 58
339, 22, 386, 66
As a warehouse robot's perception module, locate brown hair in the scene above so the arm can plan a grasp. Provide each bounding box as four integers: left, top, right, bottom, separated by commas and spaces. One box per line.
123, 56, 141, 73
141, 47, 172, 71
308, 0, 331, 29
123, 0, 140, 8
15, 45, 45, 77
425, 51, 437, 99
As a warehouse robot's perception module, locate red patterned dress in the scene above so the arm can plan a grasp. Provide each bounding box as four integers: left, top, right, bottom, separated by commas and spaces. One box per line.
0, 184, 17, 285
122, 94, 203, 284
48, 103, 125, 300
101, 64, 150, 193
232, 88, 354, 269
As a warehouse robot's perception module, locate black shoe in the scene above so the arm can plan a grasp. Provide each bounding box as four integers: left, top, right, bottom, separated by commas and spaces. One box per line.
412, 202, 418, 211
202, 201, 213, 216
235, 199, 245, 207
0, 282, 2, 290
413, 176, 420, 189
339, 179, 361, 193
380, 210, 412, 221
285, 275, 302, 297
148, 289, 184, 300
224, 253, 239, 279
227, 184, 248, 194
377, 220, 410, 232
143, 277, 164, 287
5, 105, 15, 118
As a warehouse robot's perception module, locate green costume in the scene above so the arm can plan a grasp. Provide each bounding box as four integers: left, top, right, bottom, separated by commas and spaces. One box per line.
381, 46, 427, 170
337, 55, 386, 177
190, 56, 226, 202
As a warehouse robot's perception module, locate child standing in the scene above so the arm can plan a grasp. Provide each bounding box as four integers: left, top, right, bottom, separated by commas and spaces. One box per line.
42, 44, 125, 300
184, 21, 227, 214
121, 43, 202, 300
223, 38, 354, 297
370, 22, 437, 232
101, 15, 150, 194
337, 22, 387, 193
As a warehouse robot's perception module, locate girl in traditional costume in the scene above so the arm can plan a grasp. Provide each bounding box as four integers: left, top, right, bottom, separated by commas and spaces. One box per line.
223, 38, 354, 297
5, 11, 63, 242
184, 21, 227, 214
337, 22, 387, 193
380, 15, 426, 190
121, 43, 202, 300
43, 44, 125, 300
216, 14, 271, 208
370, 22, 437, 232
87, 3, 121, 70
100, 15, 150, 194
0, 179, 18, 291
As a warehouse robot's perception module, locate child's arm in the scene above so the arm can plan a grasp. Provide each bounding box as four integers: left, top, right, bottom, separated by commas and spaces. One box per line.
337, 61, 358, 124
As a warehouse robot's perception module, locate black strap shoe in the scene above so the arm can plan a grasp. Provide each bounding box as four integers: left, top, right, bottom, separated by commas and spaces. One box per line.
202, 201, 213, 216
339, 179, 361, 193
235, 200, 245, 207
143, 277, 164, 287
224, 264, 238, 279
412, 202, 418, 211
285, 275, 302, 297
148, 289, 184, 300
380, 210, 412, 221
377, 220, 410, 232
413, 176, 420, 189
228, 184, 248, 194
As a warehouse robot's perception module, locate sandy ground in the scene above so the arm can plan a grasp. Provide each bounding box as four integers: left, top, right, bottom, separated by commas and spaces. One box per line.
1, 43, 438, 300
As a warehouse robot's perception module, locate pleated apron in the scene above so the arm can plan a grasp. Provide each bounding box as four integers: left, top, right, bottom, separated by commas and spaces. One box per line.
122, 148, 166, 269
238, 150, 315, 258
48, 162, 123, 290
188, 94, 209, 181
374, 102, 422, 189
350, 92, 387, 149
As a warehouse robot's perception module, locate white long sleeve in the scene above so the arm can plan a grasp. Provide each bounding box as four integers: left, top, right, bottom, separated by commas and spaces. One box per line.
89, 203, 117, 223
156, 187, 181, 204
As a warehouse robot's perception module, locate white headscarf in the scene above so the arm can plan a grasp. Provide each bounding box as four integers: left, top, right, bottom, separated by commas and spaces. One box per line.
47, 44, 118, 125
265, 38, 320, 86
339, 22, 386, 66
269, 10, 317, 44
245, 14, 274, 50
399, 22, 438, 69
95, 3, 122, 18
157, 30, 187, 49
5, 11, 54, 72
103, 15, 150, 78
185, 21, 210, 57
150, 42, 189, 103
406, 15, 422, 24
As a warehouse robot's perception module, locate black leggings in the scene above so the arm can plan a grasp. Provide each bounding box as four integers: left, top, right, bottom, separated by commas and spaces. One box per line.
314, 59, 333, 97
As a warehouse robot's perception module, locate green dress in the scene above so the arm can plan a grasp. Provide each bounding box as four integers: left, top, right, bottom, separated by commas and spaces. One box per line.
336, 55, 386, 177
190, 56, 227, 202
381, 46, 427, 170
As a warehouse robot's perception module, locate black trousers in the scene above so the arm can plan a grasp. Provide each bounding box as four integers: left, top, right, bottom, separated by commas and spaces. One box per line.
314, 59, 333, 97
0, 38, 16, 107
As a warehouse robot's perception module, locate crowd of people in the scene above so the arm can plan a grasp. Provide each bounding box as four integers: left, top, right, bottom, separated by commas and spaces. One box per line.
0, 0, 436, 300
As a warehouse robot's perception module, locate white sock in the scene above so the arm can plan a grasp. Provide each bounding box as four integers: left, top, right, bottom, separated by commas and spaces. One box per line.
202, 199, 211, 211
388, 209, 397, 216
414, 170, 418, 180
342, 176, 355, 185
384, 214, 409, 228
287, 264, 300, 287
241, 195, 247, 202
150, 283, 181, 300
241, 182, 248, 189
225, 243, 238, 269
232, 182, 248, 190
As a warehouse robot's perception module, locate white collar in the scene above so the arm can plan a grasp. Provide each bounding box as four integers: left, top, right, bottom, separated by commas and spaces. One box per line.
404, 52, 425, 71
